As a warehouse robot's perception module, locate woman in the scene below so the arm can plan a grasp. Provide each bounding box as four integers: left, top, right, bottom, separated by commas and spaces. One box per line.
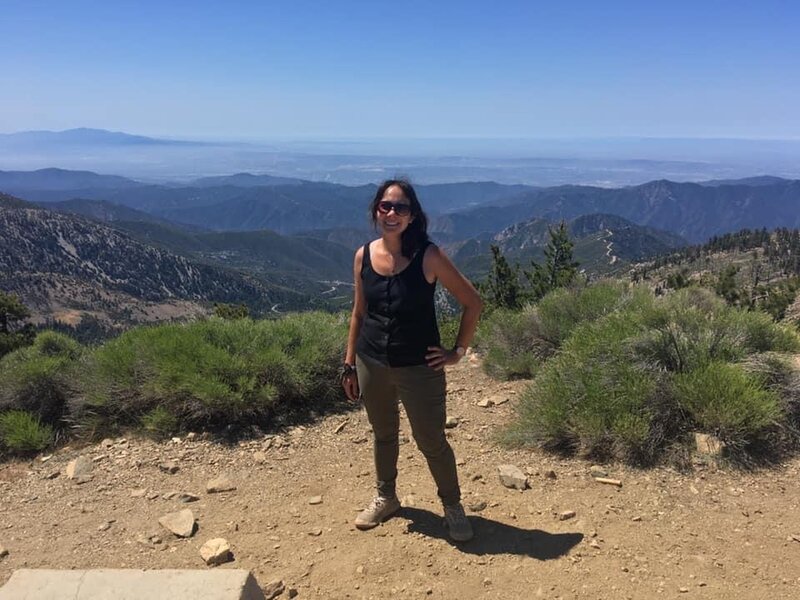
341, 179, 483, 542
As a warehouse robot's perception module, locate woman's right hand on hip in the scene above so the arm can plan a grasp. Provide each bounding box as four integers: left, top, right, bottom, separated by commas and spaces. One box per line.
342, 372, 360, 402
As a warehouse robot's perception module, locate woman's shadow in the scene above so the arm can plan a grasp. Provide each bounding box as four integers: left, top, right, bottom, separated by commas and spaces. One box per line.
399, 507, 582, 559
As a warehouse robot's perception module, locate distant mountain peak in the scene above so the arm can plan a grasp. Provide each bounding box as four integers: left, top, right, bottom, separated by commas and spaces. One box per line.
0, 168, 144, 190
0, 128, 203, 147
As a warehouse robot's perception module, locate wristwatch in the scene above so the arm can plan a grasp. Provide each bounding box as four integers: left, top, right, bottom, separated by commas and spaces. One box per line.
454, 346, 466, 358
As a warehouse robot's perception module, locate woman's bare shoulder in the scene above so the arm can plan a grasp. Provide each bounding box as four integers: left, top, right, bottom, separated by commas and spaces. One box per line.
423, 242, 447, 264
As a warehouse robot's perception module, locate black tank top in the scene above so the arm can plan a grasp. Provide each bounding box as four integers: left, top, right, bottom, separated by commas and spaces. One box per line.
356, 241, 441, 367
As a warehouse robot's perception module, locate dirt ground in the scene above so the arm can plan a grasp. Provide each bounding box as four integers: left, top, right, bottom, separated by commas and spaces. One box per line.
1, 357, 800, 599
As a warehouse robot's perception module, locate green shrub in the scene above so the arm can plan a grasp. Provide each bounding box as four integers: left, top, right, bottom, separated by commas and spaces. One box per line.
673, 362, 782, 454
437, 314, 460, 351
535, 280, 629, 346
727, 308, 800, 354
479, 281, 642, 380
504, 312, 672, 463
0, 410, 53, 454
0, 331, 83, 425
633, 288, 800, 373
739, 352, 800, 455
71, 312, 346, 438
497, 285, 800, 465
141, 406, 179, 439
478, 306, 554, 379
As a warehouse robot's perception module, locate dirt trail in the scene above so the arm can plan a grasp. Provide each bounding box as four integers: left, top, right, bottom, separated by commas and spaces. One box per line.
2, 358, 800, 599
604, 228, 618, 265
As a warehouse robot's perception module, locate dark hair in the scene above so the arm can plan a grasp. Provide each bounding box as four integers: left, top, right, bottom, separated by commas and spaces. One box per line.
369, 179, 430, 259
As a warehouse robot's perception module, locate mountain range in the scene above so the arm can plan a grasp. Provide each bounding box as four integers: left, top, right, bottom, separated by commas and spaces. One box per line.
4, 128, 800, 186
0, 194, 322, 328
0, 128, 205, 147
3, 166, 800, 330
4, 168, 798, 243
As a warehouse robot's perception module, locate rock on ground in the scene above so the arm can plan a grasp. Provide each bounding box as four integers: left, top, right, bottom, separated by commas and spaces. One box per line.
589, 465, 608, 478
200, 538, 233, 566
159, 461, 180, 474
263, 579, 285, 600
498, 464, 529, 490
158, 509, 196, 538
206, 476, 236, 494
66, 456, 93, 480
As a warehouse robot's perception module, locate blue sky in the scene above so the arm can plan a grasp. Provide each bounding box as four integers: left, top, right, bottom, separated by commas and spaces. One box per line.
1, 0, 798, 139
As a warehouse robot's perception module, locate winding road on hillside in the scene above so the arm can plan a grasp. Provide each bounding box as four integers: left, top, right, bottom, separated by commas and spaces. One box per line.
604, 228, 619, 265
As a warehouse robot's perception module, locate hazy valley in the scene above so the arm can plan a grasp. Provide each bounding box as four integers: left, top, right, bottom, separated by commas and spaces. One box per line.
2, 153, 800, 333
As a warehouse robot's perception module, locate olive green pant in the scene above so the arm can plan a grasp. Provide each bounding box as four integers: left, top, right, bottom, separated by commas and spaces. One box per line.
356, 354, 461, 506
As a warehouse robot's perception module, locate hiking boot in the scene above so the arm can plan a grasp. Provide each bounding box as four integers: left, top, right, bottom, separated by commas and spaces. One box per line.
354, 495, 401, 530
444, 502, 474, 541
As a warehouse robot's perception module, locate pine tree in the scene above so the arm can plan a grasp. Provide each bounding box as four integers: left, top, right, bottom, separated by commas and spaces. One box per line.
714, 265, 741, 306
483, 245, 521, 309
0, 291, 35, 358
524, 221, 580, 301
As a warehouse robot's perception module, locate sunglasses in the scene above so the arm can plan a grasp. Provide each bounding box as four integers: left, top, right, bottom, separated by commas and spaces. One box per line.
377, 201, 412, 217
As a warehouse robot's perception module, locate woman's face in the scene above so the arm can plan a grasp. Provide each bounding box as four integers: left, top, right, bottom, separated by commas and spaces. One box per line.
375, 184, 414, 235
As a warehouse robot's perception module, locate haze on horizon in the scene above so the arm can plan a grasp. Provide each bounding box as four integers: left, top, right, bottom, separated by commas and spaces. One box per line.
1, 0, 799, 141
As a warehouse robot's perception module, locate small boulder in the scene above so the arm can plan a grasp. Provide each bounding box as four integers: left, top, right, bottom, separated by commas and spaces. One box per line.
159, 461, 179, 474
308, 495, 323, 505
589, 465, 608, 478
0, 545, 8, 559
158, 509, 196, 538
263, 580, 285, 600
445, 416, 459, 429
476, 398, 494, 408
559, 510, 576, 521
206, 476, 236, 494
66, 456, 93, 480
200, 538, 232, 566
498, 464, 529, 490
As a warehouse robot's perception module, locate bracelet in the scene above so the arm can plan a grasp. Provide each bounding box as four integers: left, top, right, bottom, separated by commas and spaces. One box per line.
339, 363, 356, 382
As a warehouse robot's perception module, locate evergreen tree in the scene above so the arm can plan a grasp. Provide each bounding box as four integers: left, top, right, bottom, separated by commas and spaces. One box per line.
524, 221, 580, 301
0, 291, 35, 358
714, 265, 742, 306
483, 245, 522, 309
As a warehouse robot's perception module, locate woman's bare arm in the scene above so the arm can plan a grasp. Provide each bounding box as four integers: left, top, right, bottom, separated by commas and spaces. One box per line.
343, 246, 366, 400
423, 245, 483, 369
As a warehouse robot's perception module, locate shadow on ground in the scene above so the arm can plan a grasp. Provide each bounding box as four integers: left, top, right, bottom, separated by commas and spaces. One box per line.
400, 507, 583, 559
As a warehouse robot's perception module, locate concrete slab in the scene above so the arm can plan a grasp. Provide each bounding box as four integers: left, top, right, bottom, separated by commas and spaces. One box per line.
0, 569, 266, 600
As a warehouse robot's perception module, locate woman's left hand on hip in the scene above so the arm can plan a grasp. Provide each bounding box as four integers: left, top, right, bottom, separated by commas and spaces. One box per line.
425, 346, 460, 370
